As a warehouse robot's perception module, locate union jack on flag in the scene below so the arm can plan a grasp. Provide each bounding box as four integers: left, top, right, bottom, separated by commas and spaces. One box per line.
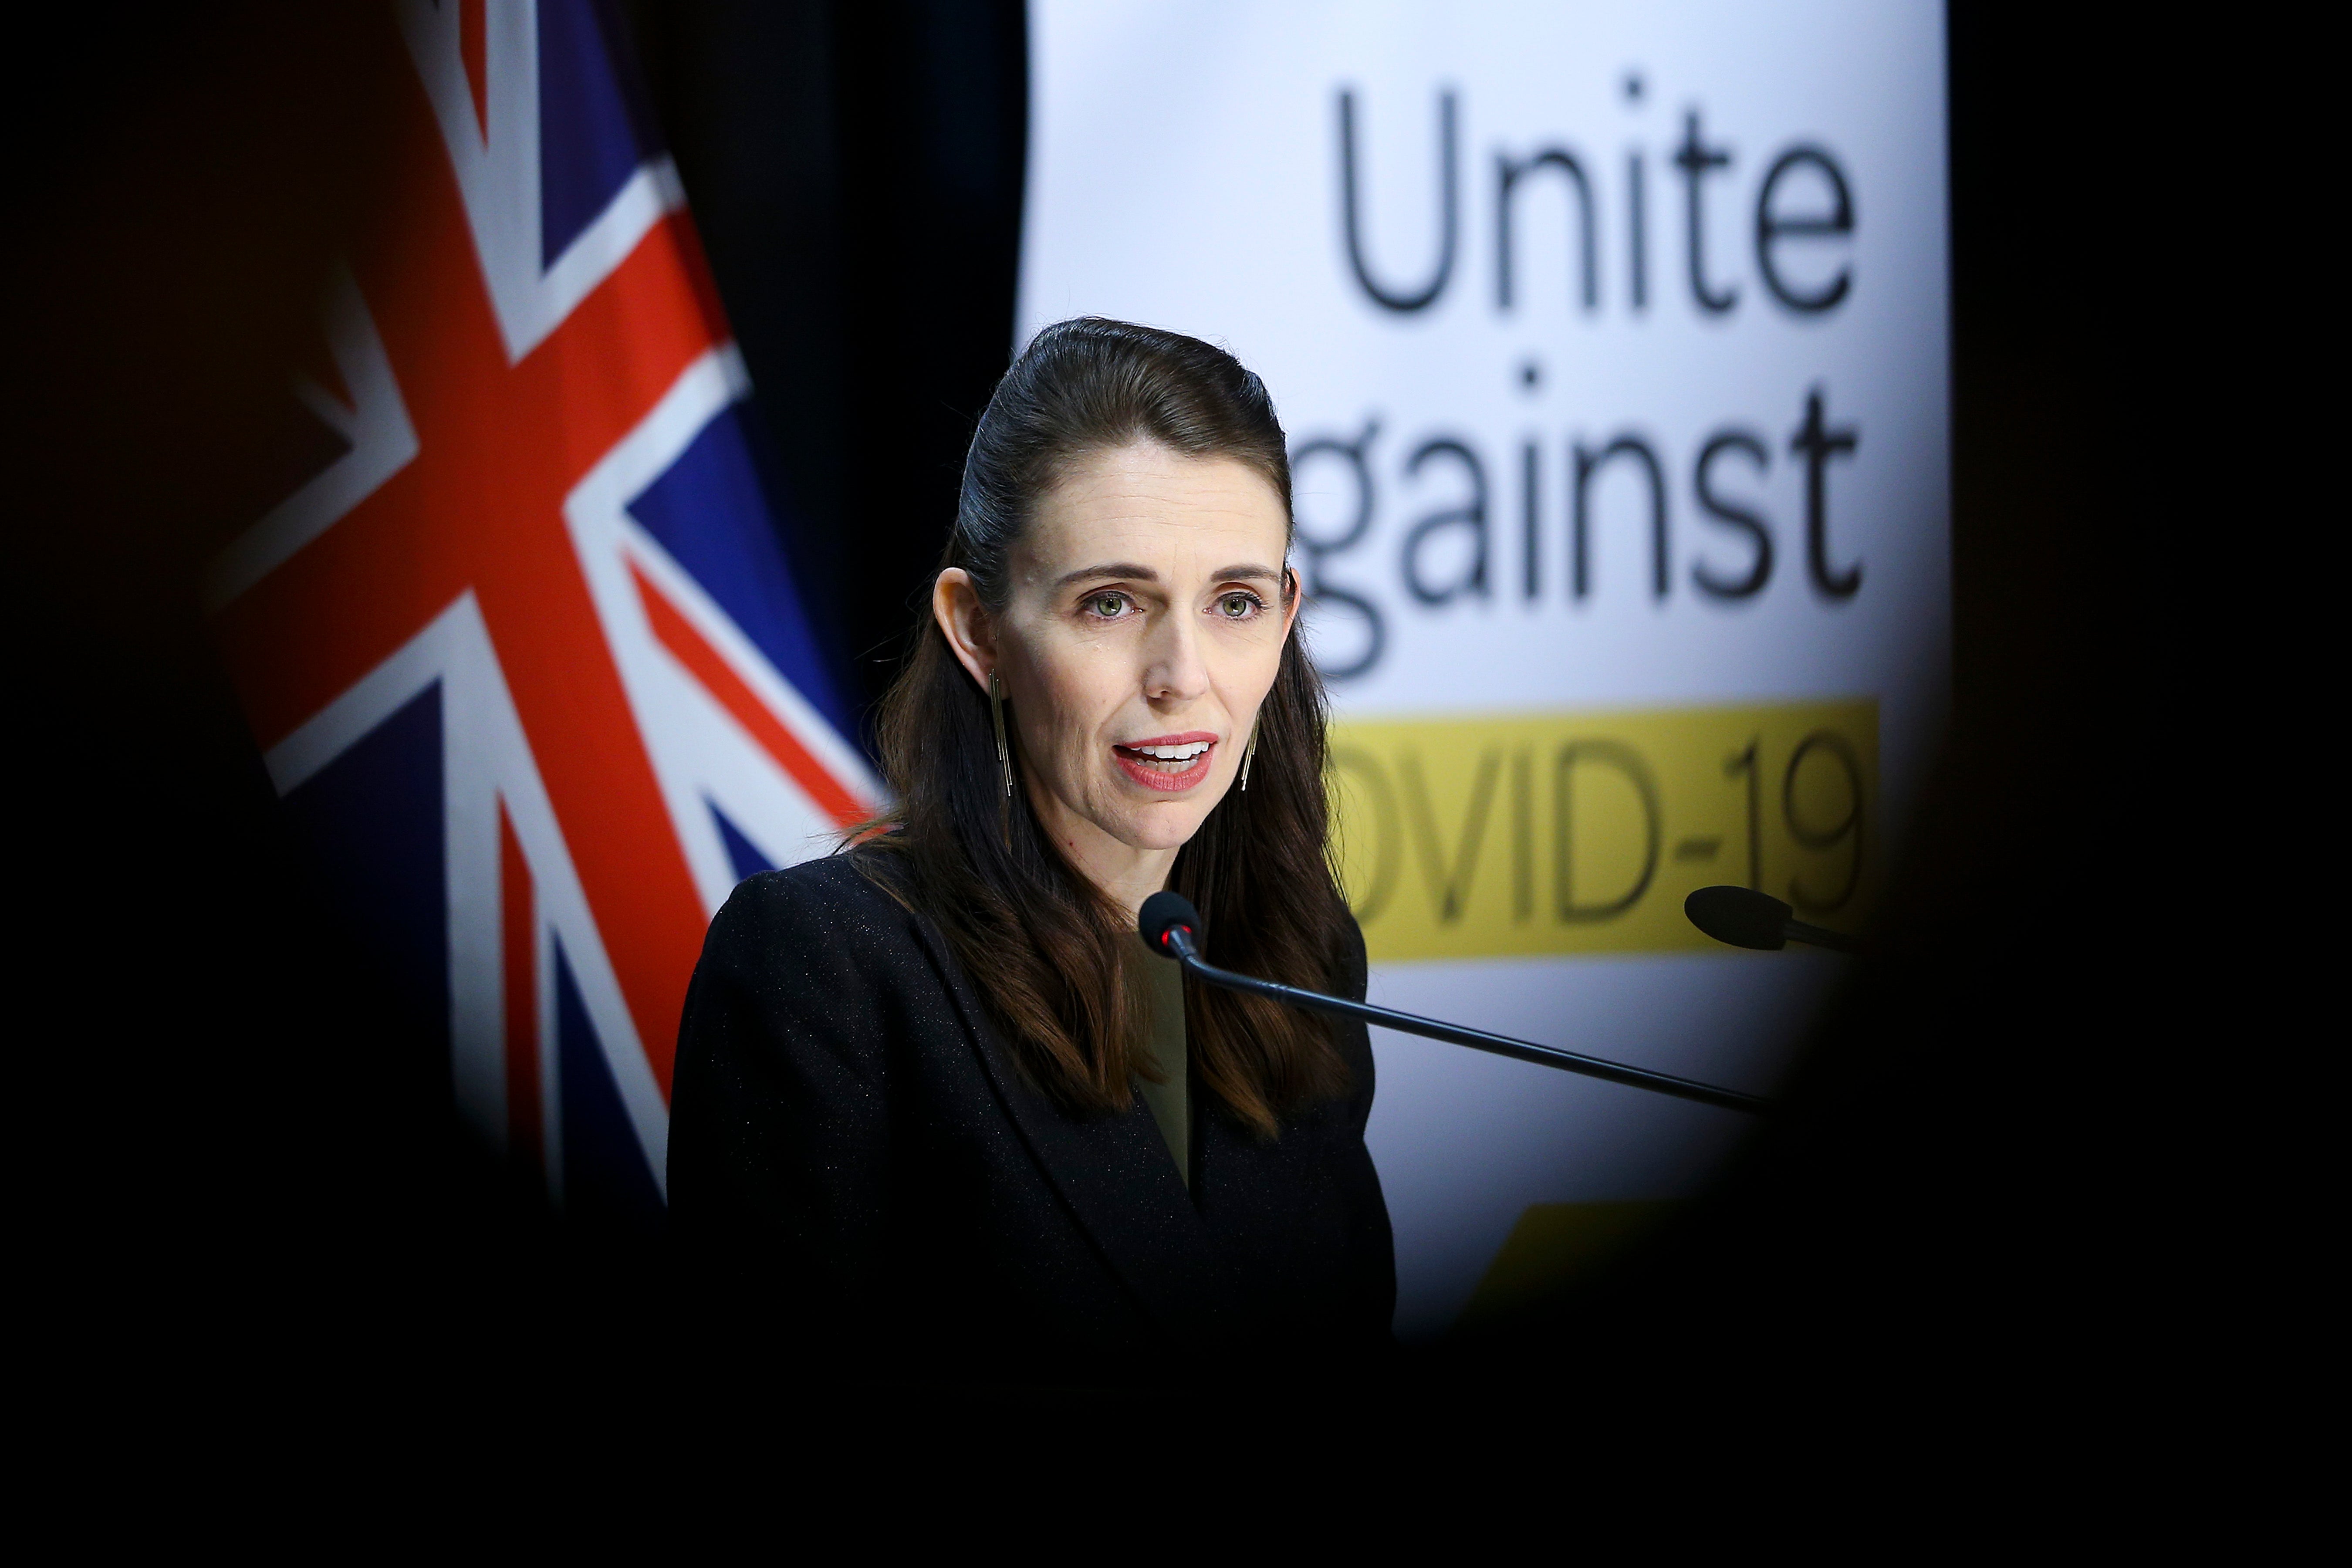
208, 0, 877, 1218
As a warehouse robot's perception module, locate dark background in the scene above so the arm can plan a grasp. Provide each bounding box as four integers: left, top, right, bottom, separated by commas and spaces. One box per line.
8, 3, 2205, 1416
626, 0, 1029, 724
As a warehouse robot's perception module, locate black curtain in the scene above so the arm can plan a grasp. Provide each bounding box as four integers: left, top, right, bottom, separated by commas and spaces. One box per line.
626, 0, 1030, 735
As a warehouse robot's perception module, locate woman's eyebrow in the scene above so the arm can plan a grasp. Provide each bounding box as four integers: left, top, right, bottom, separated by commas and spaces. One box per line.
1052, 561, 1284, 588
1054, 562, 1159, 588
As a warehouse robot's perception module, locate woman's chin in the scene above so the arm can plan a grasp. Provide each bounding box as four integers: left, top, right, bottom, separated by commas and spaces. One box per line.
1101, 794, 1219, 853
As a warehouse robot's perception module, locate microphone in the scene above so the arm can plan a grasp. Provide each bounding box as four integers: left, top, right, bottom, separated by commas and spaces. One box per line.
1683, 886, 1860, 954
1139, 892, 1766, 1115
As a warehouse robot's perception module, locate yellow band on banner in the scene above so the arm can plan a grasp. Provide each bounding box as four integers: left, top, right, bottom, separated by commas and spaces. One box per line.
1328, 700, 1878, 962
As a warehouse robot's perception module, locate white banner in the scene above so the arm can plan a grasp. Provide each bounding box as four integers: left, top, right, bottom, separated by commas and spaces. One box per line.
1020, 0, 1949, 1335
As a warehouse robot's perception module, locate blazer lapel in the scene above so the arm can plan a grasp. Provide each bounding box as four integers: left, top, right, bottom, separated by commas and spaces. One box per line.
909, 918, 1240, 1351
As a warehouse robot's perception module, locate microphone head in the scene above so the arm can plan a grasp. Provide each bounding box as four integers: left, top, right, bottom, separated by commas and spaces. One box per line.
1684, 885, 1794, 951
1139, 891, 1200, 958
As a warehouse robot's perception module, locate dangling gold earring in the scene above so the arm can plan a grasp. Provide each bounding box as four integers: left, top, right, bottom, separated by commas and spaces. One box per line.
990, 670, 1013, 799
1239, 717, 1260, 791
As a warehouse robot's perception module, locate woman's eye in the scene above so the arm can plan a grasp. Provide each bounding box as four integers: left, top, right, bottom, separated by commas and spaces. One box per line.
1087, 592, 1132, 619
1218, 593, 1262, 619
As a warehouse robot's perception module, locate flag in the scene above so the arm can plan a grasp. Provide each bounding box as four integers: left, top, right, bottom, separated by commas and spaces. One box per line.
207, 0, 876, 1218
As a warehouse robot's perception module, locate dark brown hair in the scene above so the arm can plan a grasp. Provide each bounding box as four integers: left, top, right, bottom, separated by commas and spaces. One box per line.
859, 317, 1353, 1137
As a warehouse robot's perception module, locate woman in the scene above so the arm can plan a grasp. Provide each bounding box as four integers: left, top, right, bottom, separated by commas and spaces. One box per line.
670, 318, 1393, 1379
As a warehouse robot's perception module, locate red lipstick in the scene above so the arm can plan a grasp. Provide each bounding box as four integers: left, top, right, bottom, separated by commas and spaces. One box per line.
1112, 731, 1219, 793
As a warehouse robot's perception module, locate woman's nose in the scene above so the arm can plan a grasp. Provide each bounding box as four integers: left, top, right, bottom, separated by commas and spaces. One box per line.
1142, 613, 1209, 703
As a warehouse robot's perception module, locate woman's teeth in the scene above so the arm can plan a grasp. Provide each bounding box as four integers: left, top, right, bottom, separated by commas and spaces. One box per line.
1119, 741, 1210, 770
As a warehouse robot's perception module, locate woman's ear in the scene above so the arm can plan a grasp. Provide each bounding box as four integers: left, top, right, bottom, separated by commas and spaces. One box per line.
933, 568, 996, 691
1280, 566, 1303, 641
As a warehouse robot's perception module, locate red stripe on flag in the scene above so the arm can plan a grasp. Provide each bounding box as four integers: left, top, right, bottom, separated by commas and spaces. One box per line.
629, 561, 868, 828
462, 0, 488, 139
500, 801, 541, 1167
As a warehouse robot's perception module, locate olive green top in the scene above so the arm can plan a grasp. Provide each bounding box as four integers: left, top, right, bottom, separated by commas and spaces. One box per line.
1132, 936, 1190, 1189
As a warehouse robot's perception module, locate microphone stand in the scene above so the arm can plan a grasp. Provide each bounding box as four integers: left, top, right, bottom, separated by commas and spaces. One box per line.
1151, 923, 1767, 1116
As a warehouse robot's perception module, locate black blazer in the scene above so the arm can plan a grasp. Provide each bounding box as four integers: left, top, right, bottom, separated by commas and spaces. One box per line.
669, 852, 1395, 1382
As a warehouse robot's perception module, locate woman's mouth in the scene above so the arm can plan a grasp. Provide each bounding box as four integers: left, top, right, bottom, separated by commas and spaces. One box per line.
1112, 733, 1217, 792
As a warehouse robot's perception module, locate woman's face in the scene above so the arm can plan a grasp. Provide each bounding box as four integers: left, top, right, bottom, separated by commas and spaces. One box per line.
936, 440, 1297, 888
